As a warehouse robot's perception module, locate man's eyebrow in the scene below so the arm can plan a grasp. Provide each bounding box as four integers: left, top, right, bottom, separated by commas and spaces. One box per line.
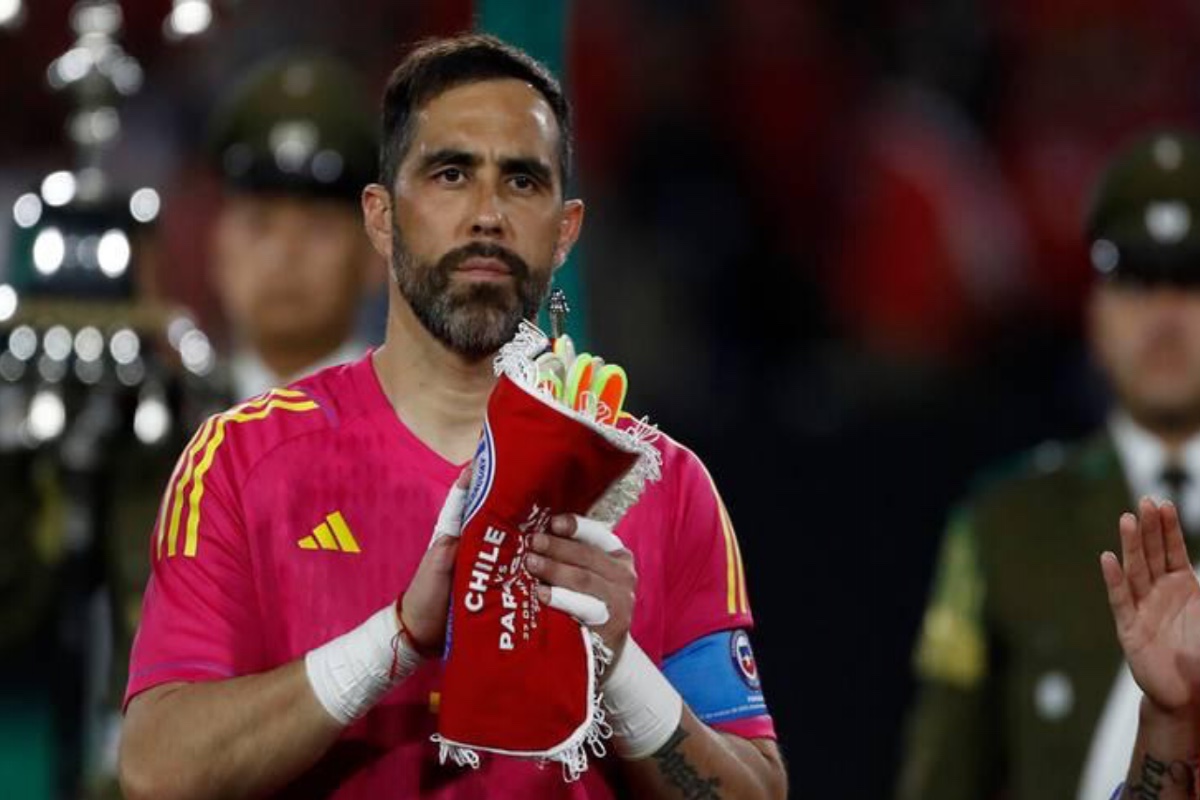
499, 156, 554, 186
416, 148, 480, 172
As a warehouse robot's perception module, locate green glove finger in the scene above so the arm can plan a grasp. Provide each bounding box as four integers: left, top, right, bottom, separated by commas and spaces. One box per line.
535, 353, 566, 400
564, 352, 596, 411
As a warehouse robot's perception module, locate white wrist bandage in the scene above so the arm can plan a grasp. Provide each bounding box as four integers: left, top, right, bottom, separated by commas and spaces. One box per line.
600, 638, 684, 759
304, 604, 421, 725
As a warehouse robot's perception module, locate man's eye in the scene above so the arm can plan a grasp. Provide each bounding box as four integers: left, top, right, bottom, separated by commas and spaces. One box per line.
437, 168, 464, 183
511, 175, 536, 191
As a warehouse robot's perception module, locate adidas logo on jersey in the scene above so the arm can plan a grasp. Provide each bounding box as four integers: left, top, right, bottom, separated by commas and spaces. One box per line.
298, 511, 361, 553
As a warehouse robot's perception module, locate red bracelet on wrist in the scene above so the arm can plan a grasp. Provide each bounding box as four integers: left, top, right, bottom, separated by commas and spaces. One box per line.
394, 594, 443, 660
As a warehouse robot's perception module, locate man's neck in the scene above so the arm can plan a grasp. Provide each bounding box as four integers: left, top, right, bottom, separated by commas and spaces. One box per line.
1128, 416, 1200, 456
1154, 432, 1200, 458
372, 297, 497, 465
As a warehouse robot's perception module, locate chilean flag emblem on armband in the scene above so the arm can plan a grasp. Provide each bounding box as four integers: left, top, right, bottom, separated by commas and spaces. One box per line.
731, 630, 761, 690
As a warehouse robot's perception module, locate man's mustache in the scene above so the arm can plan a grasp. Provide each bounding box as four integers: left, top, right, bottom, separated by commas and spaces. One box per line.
439, 242, 530, 280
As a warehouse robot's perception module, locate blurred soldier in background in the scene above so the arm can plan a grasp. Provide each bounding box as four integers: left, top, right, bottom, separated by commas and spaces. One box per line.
85, 53, 381, 798
205, 53, 382, 400
897, 129, 1200, 799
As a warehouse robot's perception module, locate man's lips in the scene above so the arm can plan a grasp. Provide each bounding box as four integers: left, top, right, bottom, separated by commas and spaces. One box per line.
456, 257, 513, 280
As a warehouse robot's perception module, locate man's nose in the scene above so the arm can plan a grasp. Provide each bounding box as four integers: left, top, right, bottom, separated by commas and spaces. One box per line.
261, 214, 305, 269
469, 184, 506, 238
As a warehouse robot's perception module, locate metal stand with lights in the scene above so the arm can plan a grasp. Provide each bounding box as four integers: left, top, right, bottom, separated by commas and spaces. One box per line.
0, 3, 226, 796
0, 0, 25, 30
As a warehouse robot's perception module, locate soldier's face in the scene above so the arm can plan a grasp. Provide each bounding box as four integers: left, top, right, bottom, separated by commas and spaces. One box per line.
213, 195, 370, 352
1091, 282, 1200, 431
371, 78, 582, 360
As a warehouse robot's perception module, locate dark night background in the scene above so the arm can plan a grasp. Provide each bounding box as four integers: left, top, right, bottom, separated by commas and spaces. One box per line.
2, 0, 1200, 796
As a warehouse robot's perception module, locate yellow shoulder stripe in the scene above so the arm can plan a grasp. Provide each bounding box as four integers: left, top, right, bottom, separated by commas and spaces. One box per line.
158, 389, 319, 560
690, 455, 750, 616
158, 414, 216, 560
184, 398, 318, 557
715, 493, 749, 615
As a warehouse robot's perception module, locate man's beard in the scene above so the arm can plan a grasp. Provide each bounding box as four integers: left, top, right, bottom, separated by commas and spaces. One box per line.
391, 221, 551, 361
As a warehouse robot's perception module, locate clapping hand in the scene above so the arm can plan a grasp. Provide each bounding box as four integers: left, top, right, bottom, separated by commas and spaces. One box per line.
1101, 499, 1200, 716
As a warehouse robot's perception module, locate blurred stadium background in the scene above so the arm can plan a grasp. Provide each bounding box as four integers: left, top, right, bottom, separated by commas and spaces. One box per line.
1, 0, 1199, 797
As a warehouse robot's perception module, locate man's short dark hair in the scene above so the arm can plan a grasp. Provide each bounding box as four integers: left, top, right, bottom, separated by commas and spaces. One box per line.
378, 34, 572, 191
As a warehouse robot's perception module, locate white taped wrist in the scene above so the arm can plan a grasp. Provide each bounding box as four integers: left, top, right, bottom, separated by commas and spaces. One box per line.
600, 638, 684, 759
304, 604, 421, 725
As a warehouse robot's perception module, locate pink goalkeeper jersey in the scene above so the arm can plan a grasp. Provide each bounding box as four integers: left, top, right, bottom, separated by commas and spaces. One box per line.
126, 353, 773, 799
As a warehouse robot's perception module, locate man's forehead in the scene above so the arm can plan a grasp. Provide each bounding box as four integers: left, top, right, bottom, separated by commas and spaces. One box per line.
408, 79, 559, 158
224, 190, 355, 218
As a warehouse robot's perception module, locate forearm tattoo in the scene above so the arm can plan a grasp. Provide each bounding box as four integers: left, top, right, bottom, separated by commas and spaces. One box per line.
1123, 753, 1200, 799
652, 727, 722, 800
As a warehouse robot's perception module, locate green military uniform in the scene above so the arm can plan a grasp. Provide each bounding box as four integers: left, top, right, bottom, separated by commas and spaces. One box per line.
899, 129, 1200, 799
897, 435, 1129, 799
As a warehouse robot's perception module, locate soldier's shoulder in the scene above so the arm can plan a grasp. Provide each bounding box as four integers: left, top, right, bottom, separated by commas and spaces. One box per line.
965, 432, 1115, 516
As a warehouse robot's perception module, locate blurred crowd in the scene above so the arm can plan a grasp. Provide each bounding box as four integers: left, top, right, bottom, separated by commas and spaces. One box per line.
2, 0, 1200, 797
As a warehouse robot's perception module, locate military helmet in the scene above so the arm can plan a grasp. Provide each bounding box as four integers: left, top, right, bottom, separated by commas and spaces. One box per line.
1086, 130, 1200, 286
207, 53, 377, 202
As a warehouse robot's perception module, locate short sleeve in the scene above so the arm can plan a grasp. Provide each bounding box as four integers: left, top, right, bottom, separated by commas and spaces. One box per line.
124, 416, 261, 708
661, 445, 775, 738
662, 447, 754, 654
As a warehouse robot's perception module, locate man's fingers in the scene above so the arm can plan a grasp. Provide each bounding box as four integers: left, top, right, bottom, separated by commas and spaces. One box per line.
534, 519, 633, 581
426, 531, 459, 567
1162, 501, 1192, 573
544, 586, 611, 626
404, 532, 460, 647
433, 487, 467, 538
1122, 510, 1153, 601
527, 515, 634, 631
568, 515, 624, 553
411, 533, 459, 595
526, 551, 608, 595
1100, 550, 1136, 635
1140, 497, 1168, 580
430, 468, 471, 545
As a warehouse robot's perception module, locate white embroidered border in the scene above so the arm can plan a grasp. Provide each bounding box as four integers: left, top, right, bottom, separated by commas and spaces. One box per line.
431, 629, 615, 782
493, 321, 662, 524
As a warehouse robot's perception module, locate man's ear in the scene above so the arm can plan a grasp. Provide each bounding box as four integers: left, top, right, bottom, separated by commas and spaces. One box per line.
1086, 282, 1112, 373
362, 183, 394, 262
553, 199, 585, 270
208, 206, 236, 303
